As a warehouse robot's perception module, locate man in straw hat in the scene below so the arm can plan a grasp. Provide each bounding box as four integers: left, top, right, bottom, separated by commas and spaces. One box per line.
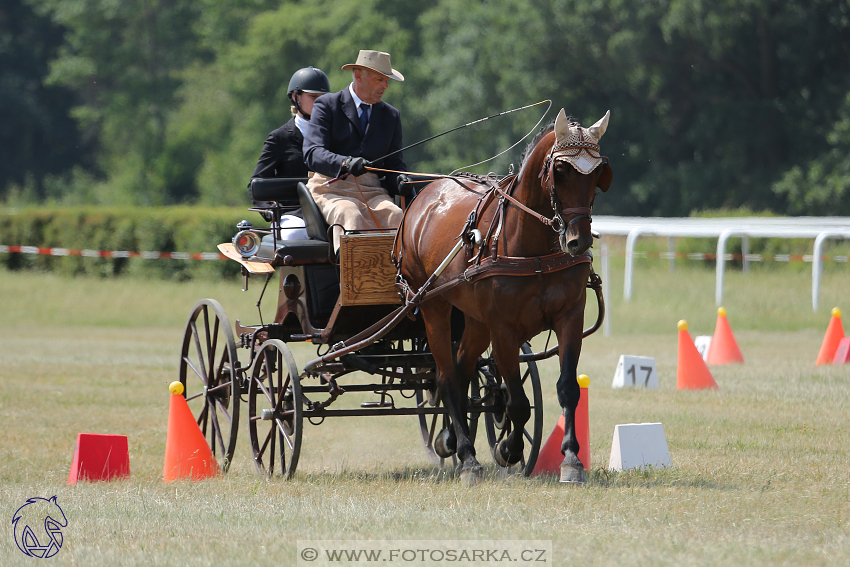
303, 50, 410, 251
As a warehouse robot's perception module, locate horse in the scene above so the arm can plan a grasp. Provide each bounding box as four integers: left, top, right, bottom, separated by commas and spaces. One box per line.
394, 109, 612, 484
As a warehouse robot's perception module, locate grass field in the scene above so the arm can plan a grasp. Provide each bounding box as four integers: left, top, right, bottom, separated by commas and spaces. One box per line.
0, 250, 848, 566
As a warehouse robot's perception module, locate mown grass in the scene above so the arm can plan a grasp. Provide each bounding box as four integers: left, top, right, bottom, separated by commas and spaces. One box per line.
0, 254, 848, 566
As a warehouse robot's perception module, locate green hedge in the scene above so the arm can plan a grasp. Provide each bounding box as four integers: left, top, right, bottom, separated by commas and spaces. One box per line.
0, 206, 261, 280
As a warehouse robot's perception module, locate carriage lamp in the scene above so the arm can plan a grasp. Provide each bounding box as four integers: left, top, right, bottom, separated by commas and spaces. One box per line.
233, 229, 262, 258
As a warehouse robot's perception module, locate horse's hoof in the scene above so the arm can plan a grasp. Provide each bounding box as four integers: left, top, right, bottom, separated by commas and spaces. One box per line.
434, 428, 456, 458
459, 466, 483, 486
494, 439, 521, 467
559, 455, 587, 484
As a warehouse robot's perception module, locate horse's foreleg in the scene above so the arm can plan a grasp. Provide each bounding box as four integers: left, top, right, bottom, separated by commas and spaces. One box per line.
420, 300, 483, 485
490, 333, 530, 467
556, 330, 586, 483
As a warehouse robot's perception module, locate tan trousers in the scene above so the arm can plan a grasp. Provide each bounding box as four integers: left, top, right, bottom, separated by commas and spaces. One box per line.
307, 172, 403, 251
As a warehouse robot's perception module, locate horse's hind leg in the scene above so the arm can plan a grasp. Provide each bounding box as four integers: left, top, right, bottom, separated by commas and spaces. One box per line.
421, 299, 484, 485
490, 332, 531, 467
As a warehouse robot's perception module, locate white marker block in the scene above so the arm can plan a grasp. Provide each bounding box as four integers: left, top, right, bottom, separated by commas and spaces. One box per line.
694, 335, 712, 361
608, 422, 672, 472
612, 355, 658, 389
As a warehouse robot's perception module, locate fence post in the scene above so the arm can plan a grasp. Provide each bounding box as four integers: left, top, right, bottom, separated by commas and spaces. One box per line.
601, 241, 611, 337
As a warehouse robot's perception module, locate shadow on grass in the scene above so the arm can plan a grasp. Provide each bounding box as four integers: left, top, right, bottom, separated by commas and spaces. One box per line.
251, 462, 735, 491
583, 466, 734, 491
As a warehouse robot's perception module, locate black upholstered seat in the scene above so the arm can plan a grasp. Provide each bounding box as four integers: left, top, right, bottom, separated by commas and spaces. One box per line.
297, 182, 329, 242
249, 178, 307, 206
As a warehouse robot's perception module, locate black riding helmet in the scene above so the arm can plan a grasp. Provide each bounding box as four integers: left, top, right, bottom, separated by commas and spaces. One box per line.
288, 66, 330, 118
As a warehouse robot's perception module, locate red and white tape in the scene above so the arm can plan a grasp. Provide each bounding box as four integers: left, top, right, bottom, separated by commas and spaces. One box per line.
2, 245, 847, 264
629, 251, 848, 263
0, 245, 225, 261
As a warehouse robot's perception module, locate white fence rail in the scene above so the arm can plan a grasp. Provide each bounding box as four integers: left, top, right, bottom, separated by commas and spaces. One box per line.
593, 216, 850, 311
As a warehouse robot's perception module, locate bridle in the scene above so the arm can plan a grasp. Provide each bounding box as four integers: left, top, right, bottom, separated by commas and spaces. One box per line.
494, 140, 606, 238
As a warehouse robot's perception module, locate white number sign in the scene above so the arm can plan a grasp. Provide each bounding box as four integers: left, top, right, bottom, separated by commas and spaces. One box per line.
612, 355, 658, 389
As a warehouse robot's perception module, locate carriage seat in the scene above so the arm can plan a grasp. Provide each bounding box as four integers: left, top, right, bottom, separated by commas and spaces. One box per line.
249, 177, 306, 208
297, 182, 329, 242
266, 238, 330, 263
246, 180, 330, 265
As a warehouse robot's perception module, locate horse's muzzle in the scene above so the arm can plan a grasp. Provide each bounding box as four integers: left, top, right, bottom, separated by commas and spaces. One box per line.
563, 228, 593, 256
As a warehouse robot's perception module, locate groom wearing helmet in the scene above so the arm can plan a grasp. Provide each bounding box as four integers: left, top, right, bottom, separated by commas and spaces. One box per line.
250, 66, 331, 182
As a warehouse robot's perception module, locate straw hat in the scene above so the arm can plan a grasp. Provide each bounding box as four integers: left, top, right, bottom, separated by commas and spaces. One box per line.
341, 50, 404, 82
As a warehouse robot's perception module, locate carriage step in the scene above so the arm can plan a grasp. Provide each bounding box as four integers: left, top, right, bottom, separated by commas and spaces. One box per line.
360, 401, 394, 408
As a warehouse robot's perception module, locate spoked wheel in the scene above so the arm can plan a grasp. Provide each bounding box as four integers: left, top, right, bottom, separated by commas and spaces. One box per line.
481, 342, 543, 476
248, 339, 303, 479
178, 298, 241, 472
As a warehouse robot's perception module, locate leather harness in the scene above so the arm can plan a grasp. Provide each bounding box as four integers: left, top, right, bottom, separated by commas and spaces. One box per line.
393, 156, 597, 307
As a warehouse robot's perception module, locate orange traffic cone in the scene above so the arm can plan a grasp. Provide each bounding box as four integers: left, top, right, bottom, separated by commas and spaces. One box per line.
677, 320, 719, 390
815, 308, 844, 365
531, 375, 590, 476
706, 307, 744, 364
163, 382, 219, 482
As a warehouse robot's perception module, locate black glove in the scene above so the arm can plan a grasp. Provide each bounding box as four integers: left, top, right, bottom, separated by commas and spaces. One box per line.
340, 156, 369, 177
397, 174, 415, 198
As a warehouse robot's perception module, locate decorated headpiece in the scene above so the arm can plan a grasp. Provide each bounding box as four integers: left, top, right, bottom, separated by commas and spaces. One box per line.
552, 109, 610, 174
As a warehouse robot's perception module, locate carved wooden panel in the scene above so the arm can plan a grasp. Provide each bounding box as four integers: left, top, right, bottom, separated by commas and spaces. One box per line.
339, 233, 401, 306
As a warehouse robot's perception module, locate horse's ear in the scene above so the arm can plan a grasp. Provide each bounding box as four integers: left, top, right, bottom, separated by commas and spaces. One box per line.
596, 162, 613, 192
588, 110, 610, 141
554, 109, 570, 142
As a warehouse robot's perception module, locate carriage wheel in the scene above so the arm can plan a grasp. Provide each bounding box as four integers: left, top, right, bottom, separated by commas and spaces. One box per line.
416, 378, 479, 467
178, 299, 241, 473
482, 342, 543, 476
248, 339, 303, 479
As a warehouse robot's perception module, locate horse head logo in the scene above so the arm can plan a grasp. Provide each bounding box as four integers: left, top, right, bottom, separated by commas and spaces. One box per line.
12, 496, 68, 559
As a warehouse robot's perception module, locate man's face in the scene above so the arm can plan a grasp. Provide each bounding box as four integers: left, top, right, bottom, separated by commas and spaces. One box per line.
295, 91, 323, 117
353, 68, 389, 104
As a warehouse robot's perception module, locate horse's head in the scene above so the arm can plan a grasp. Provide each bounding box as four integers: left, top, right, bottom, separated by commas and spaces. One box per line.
531, 109, 612, 256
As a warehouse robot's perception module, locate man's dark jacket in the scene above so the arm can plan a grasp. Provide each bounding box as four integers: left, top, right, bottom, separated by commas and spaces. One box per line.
303, 87, 407, 193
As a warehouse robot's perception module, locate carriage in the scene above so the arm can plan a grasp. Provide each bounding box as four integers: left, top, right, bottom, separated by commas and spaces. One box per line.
177, 108, 610, 483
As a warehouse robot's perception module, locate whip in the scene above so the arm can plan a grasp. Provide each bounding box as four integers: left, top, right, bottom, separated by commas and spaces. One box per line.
320, 100, 551, 186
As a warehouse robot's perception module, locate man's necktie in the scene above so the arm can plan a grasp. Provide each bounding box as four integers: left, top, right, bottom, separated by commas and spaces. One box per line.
359, 103, 370, 133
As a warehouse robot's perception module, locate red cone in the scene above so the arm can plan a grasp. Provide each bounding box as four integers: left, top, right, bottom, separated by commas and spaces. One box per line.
706, 307, 744, 364
677, 320, 719, 390
816, 308, 844, 365
531, 375, 590, 475
68, 433, 130, 484
163, 383, 219, 482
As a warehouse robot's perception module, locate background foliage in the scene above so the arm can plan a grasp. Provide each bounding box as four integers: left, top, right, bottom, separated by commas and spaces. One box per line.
2, 0, 850, 215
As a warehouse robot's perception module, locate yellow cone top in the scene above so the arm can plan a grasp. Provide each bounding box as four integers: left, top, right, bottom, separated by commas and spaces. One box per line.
577, 374, 590, 388
169, 381, 184, 396
678, 320, 688, 331
832, 307, 841, 318
718, 307, 726, 317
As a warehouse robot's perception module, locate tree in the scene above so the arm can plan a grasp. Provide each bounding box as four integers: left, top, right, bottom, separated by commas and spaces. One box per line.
773, 91, 850, 215
0, 0, 88, 199
30, 0, 207, 204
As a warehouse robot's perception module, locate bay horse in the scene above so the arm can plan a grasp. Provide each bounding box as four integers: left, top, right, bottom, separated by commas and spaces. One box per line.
395, 109, 611, 484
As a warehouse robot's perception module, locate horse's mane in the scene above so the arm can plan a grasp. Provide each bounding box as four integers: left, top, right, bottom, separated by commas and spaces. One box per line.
519, 120, 554, 168
519, 113, 580, 169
